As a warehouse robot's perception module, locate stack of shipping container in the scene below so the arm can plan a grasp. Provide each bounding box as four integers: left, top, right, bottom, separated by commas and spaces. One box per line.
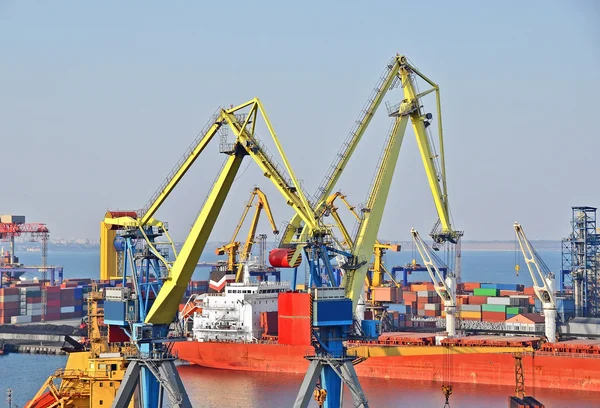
371, 280, 543, 327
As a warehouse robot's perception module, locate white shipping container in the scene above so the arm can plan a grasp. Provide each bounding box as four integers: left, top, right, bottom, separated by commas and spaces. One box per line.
19, 287, 40, 293
487, 297, 511, 306
417, 290, 436, 297
28, 309, 43, 316
26, 303, 42, 310
61, 306, 75, 313
460, 305, 482, 312
10, 315, 32, 324
0, 295, 20, 303
424, 303, 441, 311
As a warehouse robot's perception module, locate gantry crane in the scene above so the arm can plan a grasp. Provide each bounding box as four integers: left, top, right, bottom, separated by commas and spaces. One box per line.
411, 228, 457, 336
0, 217, 51, 321
215, 187, 278, 283
101, 98, 324, 408
514, 222, 557, 343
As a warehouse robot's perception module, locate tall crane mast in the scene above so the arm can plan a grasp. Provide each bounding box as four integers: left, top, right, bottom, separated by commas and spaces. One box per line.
215, 187, 278, 282
411, 229, 457, 336
514, 222, 557, 343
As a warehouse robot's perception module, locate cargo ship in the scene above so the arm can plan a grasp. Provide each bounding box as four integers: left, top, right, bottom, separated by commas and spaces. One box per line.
174, 281, 600, 392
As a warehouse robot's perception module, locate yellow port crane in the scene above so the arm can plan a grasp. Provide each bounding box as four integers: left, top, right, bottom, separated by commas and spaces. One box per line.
106, 98, 321, 325
100, 98, 325, 407
215, 187, 278, 282
339, 55, 462, 311
279, 54, 462, 254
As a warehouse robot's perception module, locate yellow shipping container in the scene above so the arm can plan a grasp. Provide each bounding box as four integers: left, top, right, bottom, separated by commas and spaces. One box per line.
442, 310, 481, 319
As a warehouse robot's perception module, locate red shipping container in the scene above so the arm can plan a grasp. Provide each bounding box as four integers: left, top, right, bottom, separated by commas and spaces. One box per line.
46, 286, 61, 293
45, 313, 61, 321
278, 292, 310, 317
27, 297, 42, 303
47, 293, 61, 301
468, 295, 488, 305
500, 290, 519, 296
47, 299, 61, 308
424, 309, 440, 317
108, 325, 130, 342
364, 310, 374, 320
463, 282, 481, 291
277, 316, 311, 346
402, 291, 417, 303
0, 288, 19, 296
523, 287, 535, 296
482, 311, 506, 322
0, 301, 20, 310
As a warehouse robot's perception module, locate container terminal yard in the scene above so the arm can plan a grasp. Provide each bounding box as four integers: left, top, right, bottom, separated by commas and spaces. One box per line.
0, 50, 597, 408
1, 4, 598, 407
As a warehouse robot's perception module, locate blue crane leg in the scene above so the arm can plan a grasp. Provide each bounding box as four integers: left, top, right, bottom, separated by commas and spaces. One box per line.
321, 366, 342, 408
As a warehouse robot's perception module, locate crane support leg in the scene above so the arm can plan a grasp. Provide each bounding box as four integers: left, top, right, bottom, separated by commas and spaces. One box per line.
293, 357, 368, 408
293, 360, 323, 408
339, 360, 368, 407
112, 359, 192, 408
112, 361, 141, 408
145, 151, 245, 324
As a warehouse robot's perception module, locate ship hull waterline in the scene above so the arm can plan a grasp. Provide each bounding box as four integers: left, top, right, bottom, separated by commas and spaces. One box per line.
173, 341, 600, 392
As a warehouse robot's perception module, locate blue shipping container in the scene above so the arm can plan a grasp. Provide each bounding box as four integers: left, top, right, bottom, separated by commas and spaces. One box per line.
104, 301, 127, 325
74, 305, 83, 312
481, 283, 519, 291
387, 303, 410, 314
361, 320, 380, 338
74, 287, 83, 299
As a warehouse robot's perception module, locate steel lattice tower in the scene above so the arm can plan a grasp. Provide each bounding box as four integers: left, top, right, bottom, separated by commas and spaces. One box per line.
561, 207, 600, 317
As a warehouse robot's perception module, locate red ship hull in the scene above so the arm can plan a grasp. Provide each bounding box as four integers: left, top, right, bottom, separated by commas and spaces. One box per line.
174, 341, 600, 392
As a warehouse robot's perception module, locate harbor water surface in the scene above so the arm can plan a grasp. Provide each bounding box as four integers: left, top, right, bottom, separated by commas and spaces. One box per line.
2, 249, 597, 407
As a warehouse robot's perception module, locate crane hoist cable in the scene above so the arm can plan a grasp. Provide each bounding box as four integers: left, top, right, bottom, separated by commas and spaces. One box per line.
411, 228, 457, 337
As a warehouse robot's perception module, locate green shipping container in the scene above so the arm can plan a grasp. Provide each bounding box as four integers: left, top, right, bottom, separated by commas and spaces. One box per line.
482, 304, 506, 312
474, 288, 500, 297
506, 307, 523, 315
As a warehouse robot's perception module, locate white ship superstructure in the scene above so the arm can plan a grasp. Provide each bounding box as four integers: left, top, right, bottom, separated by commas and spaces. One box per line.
192, 281, 289, 342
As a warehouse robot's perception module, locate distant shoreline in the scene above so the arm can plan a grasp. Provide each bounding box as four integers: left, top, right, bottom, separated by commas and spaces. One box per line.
15, 240, 563, 253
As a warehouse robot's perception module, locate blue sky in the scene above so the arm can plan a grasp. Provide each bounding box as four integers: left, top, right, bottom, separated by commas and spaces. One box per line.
1, 1, 598, 242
